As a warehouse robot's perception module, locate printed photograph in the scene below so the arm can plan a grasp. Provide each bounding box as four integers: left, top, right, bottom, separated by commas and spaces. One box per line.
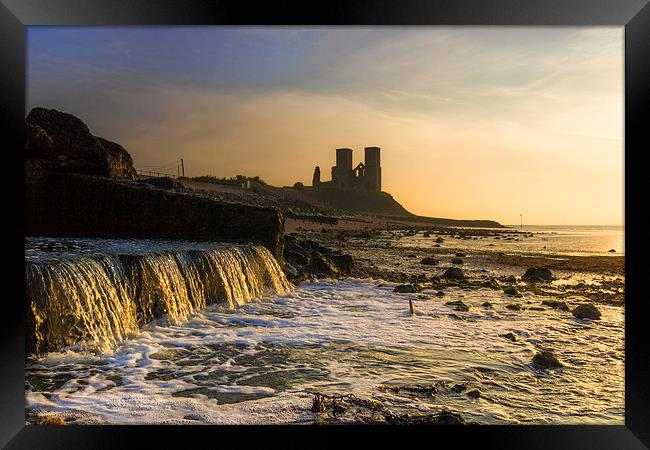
24, 26, 624, 425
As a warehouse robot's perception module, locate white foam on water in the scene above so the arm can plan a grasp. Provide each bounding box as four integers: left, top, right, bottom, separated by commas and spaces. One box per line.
26, 278, 624, 425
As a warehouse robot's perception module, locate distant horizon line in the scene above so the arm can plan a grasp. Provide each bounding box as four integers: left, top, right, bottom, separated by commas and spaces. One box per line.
501, 224, 624, 227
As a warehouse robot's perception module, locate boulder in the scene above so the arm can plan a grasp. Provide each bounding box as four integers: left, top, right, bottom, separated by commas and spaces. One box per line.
451, 383, 467, 393
284, 238, 354, 278
410, 273, 427, 283
436, 290, 445, 297
572, 303, 601, 320
285, 251, 310, 267
455, 253, 466, 258
522, 267, 553, 282
420, 257, 439, 265
466, 390, 481, 399
326, 254, 354, 275
532, 350, 562, 370
435, 237, 444, 244
25, 107, 137, 179
451, 257, 464, 264
306, 253, 340, 277
482, 278, 500, 289
96, 137, 139, 180
541, 299, 570, 311
25, 123, 54, 158
284, 238, 307, 256
499, 332, 516, 342
443, 267, 464, 280
394, 284, 421, 293
506, 303, 523, 311
433, 410, 465, 425
445, 300, 469, 312
503, 286, 521, 297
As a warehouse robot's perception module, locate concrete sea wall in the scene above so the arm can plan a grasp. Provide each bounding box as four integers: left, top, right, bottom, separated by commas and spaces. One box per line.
25, 160, 285, 259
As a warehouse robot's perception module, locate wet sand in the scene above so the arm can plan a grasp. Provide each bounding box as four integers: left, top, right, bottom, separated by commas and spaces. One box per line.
489, 253, 623, 276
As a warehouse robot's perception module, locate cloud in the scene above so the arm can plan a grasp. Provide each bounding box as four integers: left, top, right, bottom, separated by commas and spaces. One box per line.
26, 26, 624, 224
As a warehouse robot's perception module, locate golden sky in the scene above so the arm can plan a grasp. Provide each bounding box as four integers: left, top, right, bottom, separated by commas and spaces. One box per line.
28, 27, 624, 225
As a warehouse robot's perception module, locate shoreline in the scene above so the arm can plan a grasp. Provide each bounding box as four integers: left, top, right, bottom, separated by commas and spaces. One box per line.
285, 227, 625, 306
24, 231, 625, 426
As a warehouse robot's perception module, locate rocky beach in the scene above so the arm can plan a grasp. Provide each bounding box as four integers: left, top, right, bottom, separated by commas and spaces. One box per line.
283, 224, 624, 306
24, 107, 624, 426
25, 224, 624, 426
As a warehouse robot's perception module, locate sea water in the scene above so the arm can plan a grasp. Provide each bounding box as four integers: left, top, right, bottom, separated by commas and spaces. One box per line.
26, 276, 624, 424
395, 225, 624, 257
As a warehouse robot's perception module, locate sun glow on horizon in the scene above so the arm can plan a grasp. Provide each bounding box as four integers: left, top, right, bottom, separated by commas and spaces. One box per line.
27, 27, 624, 225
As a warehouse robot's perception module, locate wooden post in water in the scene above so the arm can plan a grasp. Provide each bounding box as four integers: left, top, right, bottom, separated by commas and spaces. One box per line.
409, 299, 414, 315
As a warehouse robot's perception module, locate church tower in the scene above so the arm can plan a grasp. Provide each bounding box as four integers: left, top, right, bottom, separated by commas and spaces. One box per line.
312, 166, 321, 187
364, 147, 381, 191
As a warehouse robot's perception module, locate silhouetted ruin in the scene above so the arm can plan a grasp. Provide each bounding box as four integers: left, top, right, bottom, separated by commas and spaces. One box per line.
312, 147, 381, 191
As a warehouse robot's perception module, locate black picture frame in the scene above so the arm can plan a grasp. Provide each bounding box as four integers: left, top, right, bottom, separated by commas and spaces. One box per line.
2, 0, 648, 448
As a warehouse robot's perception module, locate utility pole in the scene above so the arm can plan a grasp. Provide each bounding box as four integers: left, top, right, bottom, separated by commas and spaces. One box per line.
180, 158, 185, 177
520, 213, 523, 229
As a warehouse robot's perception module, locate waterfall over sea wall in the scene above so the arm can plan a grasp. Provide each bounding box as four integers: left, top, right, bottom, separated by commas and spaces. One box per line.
25, 239, 291, 355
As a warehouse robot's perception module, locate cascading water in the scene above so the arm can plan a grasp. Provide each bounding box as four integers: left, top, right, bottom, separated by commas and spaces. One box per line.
25, 238, 292, 355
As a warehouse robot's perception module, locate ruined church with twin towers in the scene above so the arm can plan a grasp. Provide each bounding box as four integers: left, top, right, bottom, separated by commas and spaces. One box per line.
312, 147, 382, 192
